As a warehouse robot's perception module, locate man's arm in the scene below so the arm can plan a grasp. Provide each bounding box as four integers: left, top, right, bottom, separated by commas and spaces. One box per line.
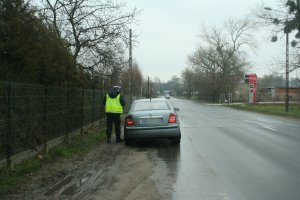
103, 96, 107, 106
120, 95, 126, 107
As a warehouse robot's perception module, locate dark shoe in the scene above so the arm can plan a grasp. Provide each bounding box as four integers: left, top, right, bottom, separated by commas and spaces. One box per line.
107, 136, 111, 143
116, 138, 124, 143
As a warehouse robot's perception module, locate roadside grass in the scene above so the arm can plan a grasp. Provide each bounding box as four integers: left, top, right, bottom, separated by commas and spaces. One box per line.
228, 103, 300, 119
47, 129, 105, 159
0, 128, 106, 195
171, 96, 300, 119
0, 158, 42, 194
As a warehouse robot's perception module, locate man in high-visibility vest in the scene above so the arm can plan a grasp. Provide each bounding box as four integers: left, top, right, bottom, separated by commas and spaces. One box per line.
103, 86, 126, 143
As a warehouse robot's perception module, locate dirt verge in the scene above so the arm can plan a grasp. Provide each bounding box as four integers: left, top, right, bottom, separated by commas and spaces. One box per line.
1, 137, 170, 200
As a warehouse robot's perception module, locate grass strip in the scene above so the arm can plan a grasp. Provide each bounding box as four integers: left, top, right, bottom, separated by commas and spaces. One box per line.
228, 103, 300, 119
0, 128, 106, 195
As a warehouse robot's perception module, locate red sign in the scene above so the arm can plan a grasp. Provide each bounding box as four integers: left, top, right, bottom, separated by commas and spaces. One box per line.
248, 74, 257, 84
245, 74, 257, 104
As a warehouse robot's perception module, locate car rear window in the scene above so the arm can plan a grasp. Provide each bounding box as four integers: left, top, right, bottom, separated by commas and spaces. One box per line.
132, 100, 170, 111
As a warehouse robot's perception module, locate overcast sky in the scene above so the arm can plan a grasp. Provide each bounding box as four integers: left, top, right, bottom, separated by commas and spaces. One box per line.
125, 0, 294, 82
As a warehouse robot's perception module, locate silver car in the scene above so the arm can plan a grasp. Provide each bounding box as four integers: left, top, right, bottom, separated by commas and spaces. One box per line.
124, 98, 181, 145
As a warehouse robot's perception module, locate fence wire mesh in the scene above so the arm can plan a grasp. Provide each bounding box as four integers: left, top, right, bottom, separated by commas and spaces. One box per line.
0, 82, 104, 160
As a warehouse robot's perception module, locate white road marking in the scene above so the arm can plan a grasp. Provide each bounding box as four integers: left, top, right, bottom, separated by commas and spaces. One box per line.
262, 126, 277, 131
287, 123, 299, 127
178, 117, 186, 127
242, 120, 277, 131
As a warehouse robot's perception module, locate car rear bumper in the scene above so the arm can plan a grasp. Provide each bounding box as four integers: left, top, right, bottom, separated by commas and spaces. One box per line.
124, 125, 180, 139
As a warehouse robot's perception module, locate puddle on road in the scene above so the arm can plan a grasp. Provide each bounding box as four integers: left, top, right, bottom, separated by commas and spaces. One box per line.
144, 137, 230, 200
135, 139, 181, 199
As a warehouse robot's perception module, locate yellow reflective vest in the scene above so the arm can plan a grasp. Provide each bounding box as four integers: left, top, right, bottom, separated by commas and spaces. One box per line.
105, 94, 123, 113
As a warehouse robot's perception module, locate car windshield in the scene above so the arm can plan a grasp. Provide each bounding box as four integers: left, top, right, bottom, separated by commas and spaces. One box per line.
132, 100, 170, 111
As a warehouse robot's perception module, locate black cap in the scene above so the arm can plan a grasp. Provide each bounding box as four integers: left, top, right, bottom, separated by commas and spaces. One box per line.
112, 86, 121, 93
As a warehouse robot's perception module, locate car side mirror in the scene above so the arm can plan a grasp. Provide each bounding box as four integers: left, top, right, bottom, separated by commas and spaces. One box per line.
174, 108, 179, 111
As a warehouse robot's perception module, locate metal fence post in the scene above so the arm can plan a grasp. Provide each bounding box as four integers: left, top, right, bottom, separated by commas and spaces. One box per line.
43, 85, 48, 153
65, 87, 70, 143
92, 88, 95, 125
81, 88, 84, 134
101, 89, 103, 120
6, 82, 12, 167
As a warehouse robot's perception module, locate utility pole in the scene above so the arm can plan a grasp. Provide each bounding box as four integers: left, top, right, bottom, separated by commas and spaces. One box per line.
264, 7, 290, 112
285, 30, 289, 112
147, 76, 150, 98
129, 29, 133, 104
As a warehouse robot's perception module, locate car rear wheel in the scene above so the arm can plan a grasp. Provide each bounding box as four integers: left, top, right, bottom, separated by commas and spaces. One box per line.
171, 137, 180, 145
125, 139, 131, 146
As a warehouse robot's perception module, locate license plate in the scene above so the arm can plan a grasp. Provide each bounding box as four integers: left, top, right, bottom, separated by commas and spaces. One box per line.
140, 118, 162, 125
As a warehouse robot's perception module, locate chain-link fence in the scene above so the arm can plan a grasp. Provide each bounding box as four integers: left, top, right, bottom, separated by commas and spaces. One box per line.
0, 82, 104, 160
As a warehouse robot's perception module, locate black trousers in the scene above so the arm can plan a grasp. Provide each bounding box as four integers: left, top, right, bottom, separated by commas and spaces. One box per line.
106, 113, 121, 139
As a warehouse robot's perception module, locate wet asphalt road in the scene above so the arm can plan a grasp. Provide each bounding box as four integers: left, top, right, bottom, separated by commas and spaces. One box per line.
3, 97, 300, 200
160, 97, 300, 200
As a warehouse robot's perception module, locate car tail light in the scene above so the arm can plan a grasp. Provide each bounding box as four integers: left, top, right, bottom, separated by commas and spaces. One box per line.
126, 115, 135, 126
168, 113, 176, 123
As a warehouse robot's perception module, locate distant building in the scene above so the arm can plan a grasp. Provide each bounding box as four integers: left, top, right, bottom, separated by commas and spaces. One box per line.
259, 87, 300, 102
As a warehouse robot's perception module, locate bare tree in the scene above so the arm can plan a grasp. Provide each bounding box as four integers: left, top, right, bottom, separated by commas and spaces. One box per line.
120, 61, 143, 96
187, 18, 256, 101
38, 0, 138, 75
253, 0, 300, 73
151, 77, 161, 95
181, 68, 193, 98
